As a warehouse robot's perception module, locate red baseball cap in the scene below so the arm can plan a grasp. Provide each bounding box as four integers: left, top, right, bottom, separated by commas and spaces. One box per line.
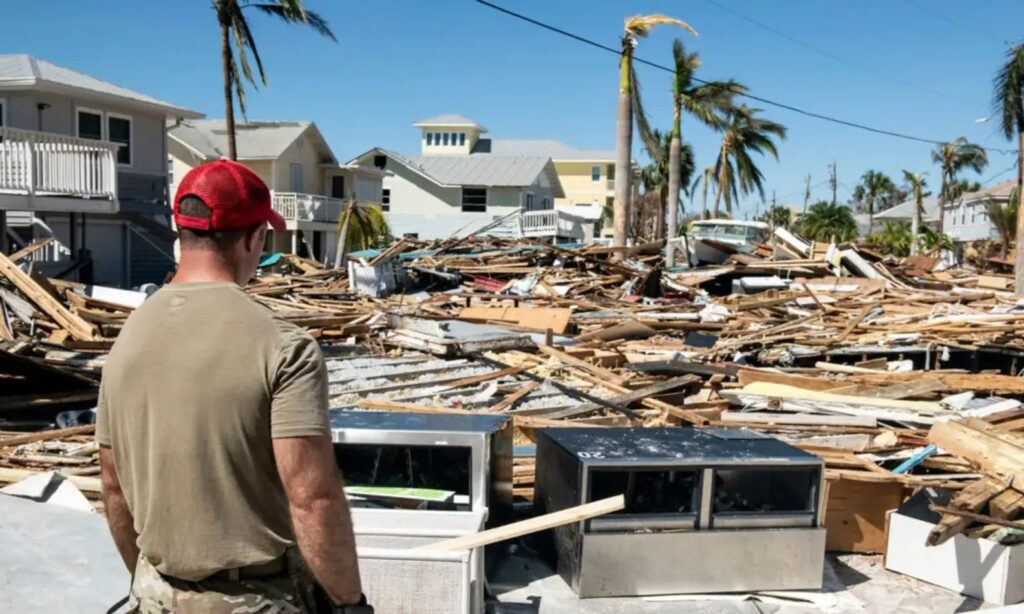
173, 160, 286, 232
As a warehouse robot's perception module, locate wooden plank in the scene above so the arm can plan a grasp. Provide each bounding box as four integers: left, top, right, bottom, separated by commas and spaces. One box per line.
0, 425, 95, 448
487, 381, 539, 413
540, 375, 700, 421
989, 488, 1024, 520
824, 478, 907, 553
8, 237, 55, 264
837, 303, 877, 342
416, 495, 624, 551
926, 476, 1006, 545
928, 420, 1024, 491
720, 411, 876, 427
928, 504, 1024, 532
0, 252, 95, 340
536, 344, 628, 386
458, 306, 572, 334
438, 366, 526, 391
737, 368, 840, 392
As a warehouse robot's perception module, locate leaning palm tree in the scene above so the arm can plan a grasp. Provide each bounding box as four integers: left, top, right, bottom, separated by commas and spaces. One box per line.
332, 202, 391, 268
665, 40, 742, 263
902, 170, 927, 255
613, 14, 696, 251
860, 170, 895, 236
994, 43, 1024, 290
985, 188, 1019, 260
798, 201, 858, 242
932, 137, 988, 234
712, 105, 787, 217
641, 129, 695, 240
215, 0, 336, 160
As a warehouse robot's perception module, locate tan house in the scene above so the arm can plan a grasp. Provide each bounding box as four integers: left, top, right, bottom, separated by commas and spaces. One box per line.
168, 119, 384, 263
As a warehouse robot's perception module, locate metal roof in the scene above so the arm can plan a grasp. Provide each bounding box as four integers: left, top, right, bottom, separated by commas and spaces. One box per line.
960, 179, 1016, 203
0, 54, 201, 118
475, 138, 614, 161
168, 120, 335, 162
411, 154, 552, 187
874, 197, 940, 223
414, 114, 486, 131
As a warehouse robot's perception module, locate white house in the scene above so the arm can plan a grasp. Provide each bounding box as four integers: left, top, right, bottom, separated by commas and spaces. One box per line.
168, 119, 384, 263
350, 114, 596, 242
943, 180, 1014, 243
0, 54, 202, 286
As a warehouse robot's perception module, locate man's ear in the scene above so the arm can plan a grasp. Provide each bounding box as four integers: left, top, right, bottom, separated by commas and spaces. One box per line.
246, 223, 267, 253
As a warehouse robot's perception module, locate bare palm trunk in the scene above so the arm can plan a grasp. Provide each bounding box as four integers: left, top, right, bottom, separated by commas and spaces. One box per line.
612, 56, 633, 254
333, 202, 353, 268
911, 199, 921, 256
938, 174, 947, 235
666, 132, 681, 266
701, 176, 709, 220
219, 16, 238, 161
654, 185, 666, 241
1016, 128, 1024, 293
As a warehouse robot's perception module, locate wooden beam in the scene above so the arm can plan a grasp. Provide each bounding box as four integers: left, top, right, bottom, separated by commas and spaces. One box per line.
416, 494, 624, 551
926, 476, 1006, 546
539, 375, 700, 421
928, 420, 1024, 491
719, 411, 876, 427
989, 488, 1024, 520
0, 467, 100, 493
928, 504, 1024, 532
536, 344, 628, 386
737, 368, 840, 392
0, 252, 95, 340
0, 424, 95, 448
439, 366, 526, 391
487, 381, 539, 413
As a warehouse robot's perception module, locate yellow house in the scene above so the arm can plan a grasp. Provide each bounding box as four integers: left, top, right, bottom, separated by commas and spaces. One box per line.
168, 119, 384, 262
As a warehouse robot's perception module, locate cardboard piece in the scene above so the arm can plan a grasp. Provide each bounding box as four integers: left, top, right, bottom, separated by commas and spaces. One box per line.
885, 488, 1024, 605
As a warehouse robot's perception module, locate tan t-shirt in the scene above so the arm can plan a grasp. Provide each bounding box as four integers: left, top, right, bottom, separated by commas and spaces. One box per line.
96, 281, 329, 581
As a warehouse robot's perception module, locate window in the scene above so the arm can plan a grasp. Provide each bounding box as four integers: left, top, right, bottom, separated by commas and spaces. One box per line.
442, 132, 449, 146
961, 207, 966, 225
290, 163, 303, 192
542, 197, 551, 209
108, 114, 132, 166
373, 155, 386, 169
459, 133, 466, 146
426, 133, 433, 146
525, 192, 535, 210
451, 132, 457, 145
591, 165, 601, 181
330, 175, 346, 199
971, 205, 977, 224
462, 187, 487, 212
381, 188, 391, 212
607, 165, 615, 181
167, 158, 173, 186
0, 98, 5, 127
77, 109, 103, 140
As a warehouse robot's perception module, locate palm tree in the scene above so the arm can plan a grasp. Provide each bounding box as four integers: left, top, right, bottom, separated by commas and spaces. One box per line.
711, 105, 787, 217
985, 189, 1019, 259
902, 170, 927, 255
640, 130, 695, 240
932, 137, 988, 234
859, 170, 895, 236
665, 39, 742, 263
332, 202, 391, 268
214, 0, 336, 160
994, 43, 1024, 290
758, 205, 792, 229
797, 201, 857, 242
870, 221, 913, 257
690, 166, 717, 220
613, 14, 696, 251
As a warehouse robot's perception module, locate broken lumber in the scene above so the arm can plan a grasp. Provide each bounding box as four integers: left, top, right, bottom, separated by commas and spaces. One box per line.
0, 252, 96, 341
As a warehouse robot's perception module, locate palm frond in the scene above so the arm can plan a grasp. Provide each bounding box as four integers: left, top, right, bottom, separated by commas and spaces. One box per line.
993, 44, 1024, 140
630, 63, 663, 163
250, 3, 337, 40
625, 14, 697, 38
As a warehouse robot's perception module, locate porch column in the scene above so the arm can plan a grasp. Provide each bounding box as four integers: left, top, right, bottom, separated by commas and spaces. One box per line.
291, 231, 299, 255
0, 211, 7, 254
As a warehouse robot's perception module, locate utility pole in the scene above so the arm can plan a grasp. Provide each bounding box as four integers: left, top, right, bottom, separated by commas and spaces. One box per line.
828, 162, 837, 206
803, 174, 812, 213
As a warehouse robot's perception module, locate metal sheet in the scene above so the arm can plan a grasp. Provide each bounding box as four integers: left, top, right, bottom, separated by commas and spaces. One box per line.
577, 528, 826, 597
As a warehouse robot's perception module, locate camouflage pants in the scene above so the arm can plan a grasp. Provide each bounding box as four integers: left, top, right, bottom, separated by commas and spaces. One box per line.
128, 549, 319, 613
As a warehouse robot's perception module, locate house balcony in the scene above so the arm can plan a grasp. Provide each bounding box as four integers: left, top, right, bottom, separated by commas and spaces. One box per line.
0, 127, 119, 213
520, 208, 590, 242
270, 191, 348, 229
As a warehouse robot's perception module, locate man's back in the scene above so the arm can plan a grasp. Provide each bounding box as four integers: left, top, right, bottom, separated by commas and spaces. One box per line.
97, 281, 329, 581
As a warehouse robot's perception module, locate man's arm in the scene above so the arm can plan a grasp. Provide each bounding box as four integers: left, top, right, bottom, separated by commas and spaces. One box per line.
274, 435, 362, 606
100, 446, 140, 573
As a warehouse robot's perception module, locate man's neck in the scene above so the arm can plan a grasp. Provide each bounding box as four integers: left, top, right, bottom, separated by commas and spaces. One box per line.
171, 253, 241, 285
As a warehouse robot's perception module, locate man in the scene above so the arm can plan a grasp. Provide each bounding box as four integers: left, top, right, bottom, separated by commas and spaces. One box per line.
98, 160, 370, 613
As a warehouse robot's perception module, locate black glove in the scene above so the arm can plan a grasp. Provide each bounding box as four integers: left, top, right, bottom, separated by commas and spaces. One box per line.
333, 593, 373, 614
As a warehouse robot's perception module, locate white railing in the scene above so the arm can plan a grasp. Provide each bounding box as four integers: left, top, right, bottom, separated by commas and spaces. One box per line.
271, 192, 347, 223
0, 127, 119, 199
23, 239, 73, 264
520, 208, 589, 241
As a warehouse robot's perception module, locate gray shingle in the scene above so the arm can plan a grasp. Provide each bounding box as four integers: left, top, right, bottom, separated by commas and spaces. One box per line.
411, 155, 551, 187
0, 54, 200, 118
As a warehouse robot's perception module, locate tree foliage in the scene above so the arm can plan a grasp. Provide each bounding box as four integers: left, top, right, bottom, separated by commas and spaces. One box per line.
797, 201, 858, 242
712, 105, 787, 216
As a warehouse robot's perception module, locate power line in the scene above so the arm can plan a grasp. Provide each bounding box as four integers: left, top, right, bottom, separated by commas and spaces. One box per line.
473, 0, 1016, 156
901, 0, 1001, 44
699, 0, 982, 107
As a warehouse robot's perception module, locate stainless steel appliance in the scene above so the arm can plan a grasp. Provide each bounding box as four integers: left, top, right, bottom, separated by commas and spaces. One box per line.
330, 411, 513, 613
535, 427, 826, 598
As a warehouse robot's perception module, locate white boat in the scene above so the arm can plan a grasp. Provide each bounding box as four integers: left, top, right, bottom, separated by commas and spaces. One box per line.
686, 219, 770, 265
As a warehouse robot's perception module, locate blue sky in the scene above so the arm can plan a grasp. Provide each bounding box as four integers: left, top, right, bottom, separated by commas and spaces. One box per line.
5, 0, 1023, 218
